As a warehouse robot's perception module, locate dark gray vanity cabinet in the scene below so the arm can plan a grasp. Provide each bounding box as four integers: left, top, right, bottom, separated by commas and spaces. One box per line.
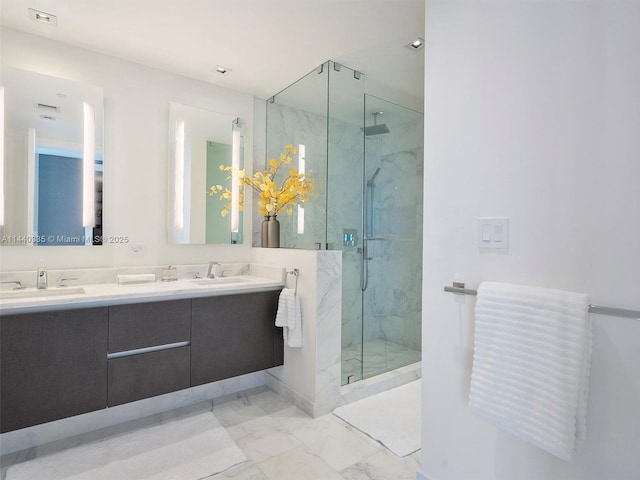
0, 308, 108, 433
191, 290, 284, 386
107, 300, 191, 407
0, 288, 284, 431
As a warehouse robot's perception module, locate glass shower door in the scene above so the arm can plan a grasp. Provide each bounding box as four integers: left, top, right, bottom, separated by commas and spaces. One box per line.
324, 63, 366, 385
264, 62, 423, 385
360, 95, 424, 379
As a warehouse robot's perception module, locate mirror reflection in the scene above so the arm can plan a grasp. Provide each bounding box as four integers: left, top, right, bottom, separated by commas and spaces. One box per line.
168, 102, 245, 245
1, 67, 104, 246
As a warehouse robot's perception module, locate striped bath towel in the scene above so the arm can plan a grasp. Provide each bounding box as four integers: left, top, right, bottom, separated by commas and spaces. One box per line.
275, 288, 302, 348
469, 282, 593, 461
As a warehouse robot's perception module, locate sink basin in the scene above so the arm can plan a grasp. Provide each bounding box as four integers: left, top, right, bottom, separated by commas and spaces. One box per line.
191, 277, 250, 286
0, 287, 86, 300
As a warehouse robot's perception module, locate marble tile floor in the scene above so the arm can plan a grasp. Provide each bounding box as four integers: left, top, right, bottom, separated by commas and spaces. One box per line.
342, 339, 421, 385
1, 386, 420, 480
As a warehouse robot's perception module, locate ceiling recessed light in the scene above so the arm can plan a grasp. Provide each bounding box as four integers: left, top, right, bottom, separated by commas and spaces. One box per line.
28, 8, 58, 26
405, 37, 424, 51
213, 65, 231, 75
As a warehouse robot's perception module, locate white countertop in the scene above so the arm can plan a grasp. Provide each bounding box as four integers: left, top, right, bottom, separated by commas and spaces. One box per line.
0, 275, 284, 315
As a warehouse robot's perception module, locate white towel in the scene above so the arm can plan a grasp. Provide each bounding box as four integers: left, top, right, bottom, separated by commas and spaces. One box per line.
275, 288, 302, 348
116, 273, 156, 284
469, 281, 593, 461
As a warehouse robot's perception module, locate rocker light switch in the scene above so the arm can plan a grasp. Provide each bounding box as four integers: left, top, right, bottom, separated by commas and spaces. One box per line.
493, 224, 504, 242
481, 224, 492, 242
478, 218, 509, 249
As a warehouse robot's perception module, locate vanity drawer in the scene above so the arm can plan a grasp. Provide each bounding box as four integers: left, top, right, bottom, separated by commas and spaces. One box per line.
108, 299, 191, 352
107, 346, 191, 407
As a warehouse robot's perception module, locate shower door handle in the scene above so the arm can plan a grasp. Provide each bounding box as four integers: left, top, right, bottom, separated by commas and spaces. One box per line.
360, 240, 369, 291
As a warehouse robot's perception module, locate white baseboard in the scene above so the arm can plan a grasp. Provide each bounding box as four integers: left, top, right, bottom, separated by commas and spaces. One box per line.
416, 470, 431, 480
265, 369, 318, 417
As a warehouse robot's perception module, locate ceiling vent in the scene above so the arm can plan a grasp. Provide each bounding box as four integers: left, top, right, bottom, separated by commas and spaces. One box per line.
28, 8, 58, 26
36, 103, 60, 113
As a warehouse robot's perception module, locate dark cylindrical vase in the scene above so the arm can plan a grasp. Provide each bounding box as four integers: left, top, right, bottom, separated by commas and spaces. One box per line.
261, 216, 269, 247
267, 215, 280, 248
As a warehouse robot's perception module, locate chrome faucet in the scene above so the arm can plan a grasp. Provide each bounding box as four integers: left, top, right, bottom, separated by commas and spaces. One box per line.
207, 261, 221, 278
57, 273, 79, 288
36, 267, 48, 289
1, 280, 25, 290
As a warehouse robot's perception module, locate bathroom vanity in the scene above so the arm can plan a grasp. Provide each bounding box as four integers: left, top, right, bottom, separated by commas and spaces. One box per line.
0, 277, 284, 433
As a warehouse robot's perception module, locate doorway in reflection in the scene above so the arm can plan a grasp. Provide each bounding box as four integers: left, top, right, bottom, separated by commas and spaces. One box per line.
35, 151, 103, 246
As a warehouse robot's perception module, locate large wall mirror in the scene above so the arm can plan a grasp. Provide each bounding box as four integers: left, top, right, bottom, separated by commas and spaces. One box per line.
1, 67, 104, 246
168, 102, 245, 244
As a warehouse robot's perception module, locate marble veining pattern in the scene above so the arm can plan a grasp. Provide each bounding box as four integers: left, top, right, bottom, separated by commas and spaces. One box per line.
0, 371, 266, 456
260, 77, 423, 386
3, 410, 246, 480
341, 339, 421, 386
330, 113, 424, 373
314, 251, 342, 416
1, 387, 420, 480
254, 101, 329, 250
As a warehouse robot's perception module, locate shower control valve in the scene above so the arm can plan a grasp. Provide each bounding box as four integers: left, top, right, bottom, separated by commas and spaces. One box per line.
343, 229, 358, 247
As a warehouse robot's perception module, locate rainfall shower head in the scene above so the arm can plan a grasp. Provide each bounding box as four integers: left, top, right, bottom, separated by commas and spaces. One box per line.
362, 112, 390, 136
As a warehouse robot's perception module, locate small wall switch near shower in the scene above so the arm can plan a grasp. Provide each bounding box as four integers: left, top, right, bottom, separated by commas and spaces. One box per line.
478, 218, 509, 249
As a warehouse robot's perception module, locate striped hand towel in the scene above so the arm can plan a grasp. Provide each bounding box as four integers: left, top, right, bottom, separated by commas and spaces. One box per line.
275, 288, 302, 348
469, 282, 593, 461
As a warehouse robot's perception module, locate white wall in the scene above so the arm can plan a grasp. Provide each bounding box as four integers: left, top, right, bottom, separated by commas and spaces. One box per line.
421, 2, 640, 479
0, 28, 255, 271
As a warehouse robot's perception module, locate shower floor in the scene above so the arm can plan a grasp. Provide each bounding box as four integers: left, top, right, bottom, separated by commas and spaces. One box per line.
341, 338, 421, 385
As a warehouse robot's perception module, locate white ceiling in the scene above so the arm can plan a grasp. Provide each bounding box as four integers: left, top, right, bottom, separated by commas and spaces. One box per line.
0, 0, 425, 110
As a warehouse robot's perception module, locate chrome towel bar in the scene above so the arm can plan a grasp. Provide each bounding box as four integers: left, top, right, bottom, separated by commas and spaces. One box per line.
287, 268, 299, 296
444, 283, 640, 320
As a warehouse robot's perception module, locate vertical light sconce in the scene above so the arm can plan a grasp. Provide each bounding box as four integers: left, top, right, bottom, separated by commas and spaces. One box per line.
27, 128, 36, 240
174, 120, 185, 231
0, 86, 4, 227
297, 144, 306, 235
82, 102, 96, 227
230, 122, 241, 233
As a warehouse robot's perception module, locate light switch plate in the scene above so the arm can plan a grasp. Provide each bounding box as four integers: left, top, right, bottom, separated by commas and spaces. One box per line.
478, 217, 509, 249
129, 244, 145, 255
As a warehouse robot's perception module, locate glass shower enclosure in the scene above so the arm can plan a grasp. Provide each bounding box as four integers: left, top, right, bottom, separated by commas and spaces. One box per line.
262, 61, 423, 385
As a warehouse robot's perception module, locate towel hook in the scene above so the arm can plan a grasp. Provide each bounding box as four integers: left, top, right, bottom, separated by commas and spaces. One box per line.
286, 268, 299, 296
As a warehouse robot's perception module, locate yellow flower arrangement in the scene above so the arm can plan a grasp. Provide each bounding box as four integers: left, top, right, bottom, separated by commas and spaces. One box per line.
209, 144, 314, 217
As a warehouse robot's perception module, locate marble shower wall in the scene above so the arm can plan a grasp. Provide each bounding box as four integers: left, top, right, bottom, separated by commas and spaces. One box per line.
256, 102, 328, 250
260, 73, 423, 356
362, 116, 424, 351
261, 100, 365, 353
327, 119, 364, 350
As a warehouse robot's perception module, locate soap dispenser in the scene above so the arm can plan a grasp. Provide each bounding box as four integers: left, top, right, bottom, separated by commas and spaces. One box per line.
36, 267, 48, 289
161, 265, 177, 282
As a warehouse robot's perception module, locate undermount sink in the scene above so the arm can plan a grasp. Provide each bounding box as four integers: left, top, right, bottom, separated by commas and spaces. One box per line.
0, 287, 86, 300
191, 277, 250, 286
